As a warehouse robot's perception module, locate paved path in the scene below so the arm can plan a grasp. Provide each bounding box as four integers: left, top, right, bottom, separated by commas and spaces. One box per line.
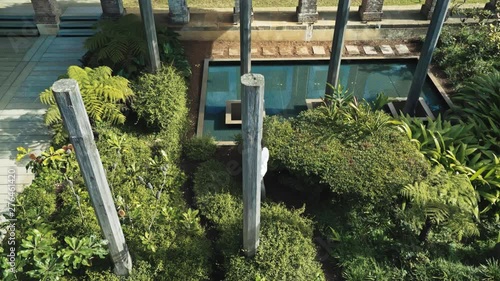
0, 36, 87, 212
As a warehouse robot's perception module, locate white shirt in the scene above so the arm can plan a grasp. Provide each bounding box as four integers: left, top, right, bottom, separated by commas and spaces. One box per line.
261, 147, 269, 179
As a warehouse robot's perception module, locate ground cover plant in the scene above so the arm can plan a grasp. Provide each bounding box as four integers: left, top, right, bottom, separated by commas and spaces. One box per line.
435, 6, 499, 86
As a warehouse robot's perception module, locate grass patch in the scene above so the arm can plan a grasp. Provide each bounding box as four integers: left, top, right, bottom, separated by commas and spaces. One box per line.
123, 0, 488, 9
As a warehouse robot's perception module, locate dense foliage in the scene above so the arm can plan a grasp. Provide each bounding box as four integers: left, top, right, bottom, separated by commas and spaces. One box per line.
435, 9, 499, 86
39, 66, 133, 145
264, 92, 499, 280
193, 160, 325, 280
2, 38, 213, 278
183, 136, 217, 162
132, 65, 188, 132
264, 95, 430, 202
83, 14, 190, 78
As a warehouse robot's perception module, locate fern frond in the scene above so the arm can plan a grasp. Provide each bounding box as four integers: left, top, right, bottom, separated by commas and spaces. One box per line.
44, 105, 61, 125
40, 88, 55, 105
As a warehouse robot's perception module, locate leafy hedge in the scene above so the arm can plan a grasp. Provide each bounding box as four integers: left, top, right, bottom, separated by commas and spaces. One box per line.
263, 104, 430, 202
193, 160, 325, 280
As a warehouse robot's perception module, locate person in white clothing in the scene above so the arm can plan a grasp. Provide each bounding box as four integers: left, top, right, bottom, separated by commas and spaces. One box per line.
261, 146, 269, 200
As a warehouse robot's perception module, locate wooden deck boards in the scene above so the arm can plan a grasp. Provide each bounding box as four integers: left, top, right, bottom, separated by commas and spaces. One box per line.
0, 35, 88, 212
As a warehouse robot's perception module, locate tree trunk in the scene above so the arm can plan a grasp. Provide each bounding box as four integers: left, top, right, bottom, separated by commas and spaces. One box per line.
419, 217, 433, 242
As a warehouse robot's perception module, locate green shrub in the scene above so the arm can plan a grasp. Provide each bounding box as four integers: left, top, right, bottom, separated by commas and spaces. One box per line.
225, 204, 325, 281
132, 65, 188, 132
193, 160, 325, 280
264, 106, 430, 202
193, 159, 232, 198
184, 136, 217, 162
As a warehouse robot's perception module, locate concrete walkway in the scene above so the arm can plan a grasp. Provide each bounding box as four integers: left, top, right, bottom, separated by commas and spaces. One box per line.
0, 36, 87, 212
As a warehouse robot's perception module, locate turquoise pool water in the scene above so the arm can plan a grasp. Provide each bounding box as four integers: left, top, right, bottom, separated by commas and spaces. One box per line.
202, 60, 447, 141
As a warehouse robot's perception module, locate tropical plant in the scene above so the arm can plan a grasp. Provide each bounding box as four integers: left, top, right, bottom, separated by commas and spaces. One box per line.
17, 145, 74, 176
480, 258, 500, 281
83, 14, 190, 78
39, 66, 133, 144
40, 66, 133, 126
448, 70, 500, 153
401, 165, 480, 242
14, 226, 108, 280
83, 14, 148, 78
393, 115, 500, 219
264, 105, 428, 201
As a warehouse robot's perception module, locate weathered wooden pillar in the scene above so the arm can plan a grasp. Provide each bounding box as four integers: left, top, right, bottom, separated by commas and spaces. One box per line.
52, 79, 132, 276
297, 0, 319, 23
326, 0, 350, 94
100, 0, 124, 18
241, 73, 265, 258
405, 0, 450, 115
139, 0, 161, 73
240, 0, 252, 77
359, 0, 384, 21
168, 0, 190, 24
30, 0, 60, 35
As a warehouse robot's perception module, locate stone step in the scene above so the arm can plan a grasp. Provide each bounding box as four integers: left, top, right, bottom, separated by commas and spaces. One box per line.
0, 16, 34, 21
60, 15, 101, 21
59, 21, 97, 29
0, 20, 37, 29
58, 29, 96, 37
0, 28, 38, 37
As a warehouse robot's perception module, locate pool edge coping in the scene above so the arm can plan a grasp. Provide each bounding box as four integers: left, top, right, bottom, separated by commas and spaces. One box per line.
197, 56, 453, 146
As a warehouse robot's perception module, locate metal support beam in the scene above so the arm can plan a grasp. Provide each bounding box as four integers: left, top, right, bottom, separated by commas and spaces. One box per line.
241, 73, 265, 258
325, 0, 350, 94
139, 0, 161, 73
404, 0, 450, 115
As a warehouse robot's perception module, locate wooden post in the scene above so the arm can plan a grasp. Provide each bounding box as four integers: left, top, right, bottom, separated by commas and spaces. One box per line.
325, 0, 350, 95
404, 0, 450, 115
240, 0, 252, 76
241, 73, 265, 257
139, 0, 161, 73
51, 79, 132, 276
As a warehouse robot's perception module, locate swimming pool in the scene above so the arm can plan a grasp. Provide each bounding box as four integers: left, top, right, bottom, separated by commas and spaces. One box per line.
198, 59, 450, 142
